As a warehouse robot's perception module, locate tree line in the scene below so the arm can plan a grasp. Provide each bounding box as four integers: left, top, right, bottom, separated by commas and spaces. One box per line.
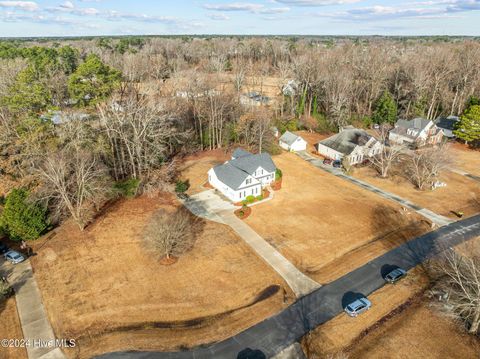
0, 36, 479, 240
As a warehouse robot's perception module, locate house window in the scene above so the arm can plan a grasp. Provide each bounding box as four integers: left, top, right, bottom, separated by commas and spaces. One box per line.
246, 179, 251, 185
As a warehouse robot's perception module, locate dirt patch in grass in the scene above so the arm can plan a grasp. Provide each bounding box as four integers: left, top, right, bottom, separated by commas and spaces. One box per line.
30, 193, 293, 358
244, 153, 431, 284
178, 149, 230, 195
353, 166, 480, 219
347, 298, 480, 359
0, 297, 28, 359
450, 142, 480, 177
303, 267, 430, 358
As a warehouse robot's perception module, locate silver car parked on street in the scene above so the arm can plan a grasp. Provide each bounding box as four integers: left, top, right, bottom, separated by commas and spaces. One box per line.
344, 297, 372, 317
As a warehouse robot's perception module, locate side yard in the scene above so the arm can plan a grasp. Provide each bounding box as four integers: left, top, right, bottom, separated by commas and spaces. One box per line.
450, 142, 480, 177
353, 166, 480, 220
30, 193, 293, 358
244, 152, 431, 284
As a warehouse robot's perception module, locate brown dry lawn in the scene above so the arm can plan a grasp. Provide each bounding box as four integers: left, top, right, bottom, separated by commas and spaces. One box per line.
353, 166, 480, 220
303, 267, 430, 358
244, 153, 432, 284
450, 142, 480, 177
293, 130, 331, 155
30, 193, 293, 358
0, 297, 28, 359
178, 149, 230, 195
348, 300, 480, 359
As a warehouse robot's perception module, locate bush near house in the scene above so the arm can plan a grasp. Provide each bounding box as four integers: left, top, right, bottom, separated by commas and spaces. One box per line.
175, 179, 190, 193
246, 195, 256, 204
234, 205, 252, 219
275, 168, 283, 181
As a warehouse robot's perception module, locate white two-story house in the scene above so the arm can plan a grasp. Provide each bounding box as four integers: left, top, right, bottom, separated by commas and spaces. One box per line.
208, 148, 277, 202
389, 118, 444, 147
315, 128, 383, 165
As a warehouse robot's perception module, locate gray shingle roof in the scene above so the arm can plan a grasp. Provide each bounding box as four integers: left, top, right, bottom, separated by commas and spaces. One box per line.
212, 152, 277, 190
232, 148, 252, 159
435, 116, 459, 131
396, 118, 431, 131
212, 162, 250, 190
279, 131, 301, 146
318, 129, 373, 156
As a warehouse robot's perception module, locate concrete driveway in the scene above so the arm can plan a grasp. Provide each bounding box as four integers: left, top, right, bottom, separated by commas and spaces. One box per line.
1, 256, 66, 359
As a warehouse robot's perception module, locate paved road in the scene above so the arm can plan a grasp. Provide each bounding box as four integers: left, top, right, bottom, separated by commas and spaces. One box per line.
183, 190, 321, 297
96, 214, 480, 359
1, 259, 66, 359
296, 151, 453, 227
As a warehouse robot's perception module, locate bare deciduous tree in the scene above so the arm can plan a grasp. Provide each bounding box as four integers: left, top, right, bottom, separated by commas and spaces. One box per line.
407, 143, 451, 191
144, 208, 199, 261
370, 127, 405, 178
432, 249, 480, 334
98, 86, 189, 180
38, 151, 110, 230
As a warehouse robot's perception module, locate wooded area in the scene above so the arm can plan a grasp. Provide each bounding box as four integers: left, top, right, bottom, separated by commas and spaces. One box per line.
0, 36, 479, 235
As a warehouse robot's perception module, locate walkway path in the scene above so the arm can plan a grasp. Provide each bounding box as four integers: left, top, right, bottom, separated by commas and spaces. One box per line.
296, 151, 453, 227
182, 190, 321, 298
96, 214, 480, 359
1, 259, 66, 359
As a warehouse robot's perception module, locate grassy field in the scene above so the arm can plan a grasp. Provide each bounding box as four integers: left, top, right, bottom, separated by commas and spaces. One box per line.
0, 297, 28, 359
353, 166, 480, 219
244, 152, 431, 283
30, 193, 293, 358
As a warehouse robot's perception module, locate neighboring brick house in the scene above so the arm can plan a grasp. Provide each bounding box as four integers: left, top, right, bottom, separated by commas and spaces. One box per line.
208, 149, 276, 202
389, 118, 444, 147
315, 128, 382, 165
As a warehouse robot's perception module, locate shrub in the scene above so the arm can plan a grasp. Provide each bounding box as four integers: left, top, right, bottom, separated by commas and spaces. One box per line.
175, 179, 190, 193
0, 281, 13, 300
0, 188, 48, 242
255, 195, 264, 201
246, 195, 256, 204
114, 178, 140, 198
275, 168, 283, 181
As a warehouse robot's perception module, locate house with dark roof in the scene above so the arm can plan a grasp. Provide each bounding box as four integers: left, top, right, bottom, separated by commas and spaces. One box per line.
435, 116, 460, 138
315, 128, 382, 165
208, 149, 277, 202
279, 131, 307, 152
389, 118, 443, 147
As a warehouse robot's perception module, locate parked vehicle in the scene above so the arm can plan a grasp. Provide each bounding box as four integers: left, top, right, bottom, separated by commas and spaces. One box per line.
384, 267, 407, 284
4, 250, 25, 264
323, 158, 332, 165
344, 297, 372, 317
0, 242, 9, 254
333, 160, 342, 168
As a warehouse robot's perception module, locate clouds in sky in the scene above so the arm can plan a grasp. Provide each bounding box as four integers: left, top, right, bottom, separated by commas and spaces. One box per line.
0, 0, 479, 36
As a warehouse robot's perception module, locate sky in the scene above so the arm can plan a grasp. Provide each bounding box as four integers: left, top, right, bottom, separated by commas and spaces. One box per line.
0, 0, 479, 37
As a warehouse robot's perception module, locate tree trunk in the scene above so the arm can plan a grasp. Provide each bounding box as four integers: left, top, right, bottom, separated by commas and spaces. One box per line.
469, 307, 480, 334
